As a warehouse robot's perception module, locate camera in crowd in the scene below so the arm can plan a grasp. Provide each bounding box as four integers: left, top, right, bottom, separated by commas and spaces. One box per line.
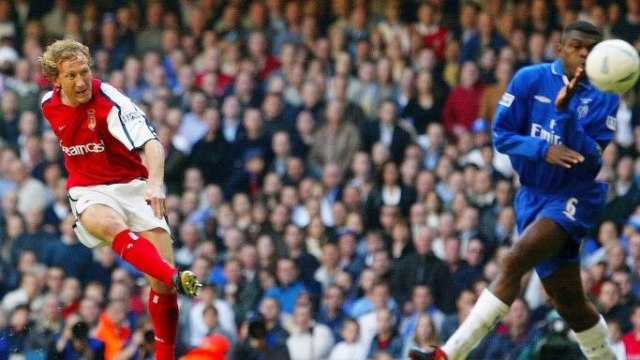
71, 321, 90, 341
144, 329, 155, 344
533, 318, 581, 360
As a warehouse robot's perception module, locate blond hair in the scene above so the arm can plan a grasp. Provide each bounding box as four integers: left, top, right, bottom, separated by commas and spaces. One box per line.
38, 39, 93, 81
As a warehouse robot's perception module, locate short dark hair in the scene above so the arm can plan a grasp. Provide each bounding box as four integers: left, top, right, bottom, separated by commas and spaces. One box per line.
562, 20, 602, 42
248, 318, 267, 339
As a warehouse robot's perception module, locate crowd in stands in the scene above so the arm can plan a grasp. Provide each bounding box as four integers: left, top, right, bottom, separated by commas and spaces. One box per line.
0, 0, 639, 359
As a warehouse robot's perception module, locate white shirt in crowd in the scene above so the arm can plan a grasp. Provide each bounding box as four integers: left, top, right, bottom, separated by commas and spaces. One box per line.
329, 341, 368, 360
286, 322, 335, 360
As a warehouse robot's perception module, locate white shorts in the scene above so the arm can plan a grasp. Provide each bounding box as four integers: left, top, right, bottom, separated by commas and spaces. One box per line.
68, 179, 171, 248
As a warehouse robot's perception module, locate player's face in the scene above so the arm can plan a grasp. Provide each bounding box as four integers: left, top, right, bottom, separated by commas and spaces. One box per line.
53, 53, 93, 107
559, 30, 600, 78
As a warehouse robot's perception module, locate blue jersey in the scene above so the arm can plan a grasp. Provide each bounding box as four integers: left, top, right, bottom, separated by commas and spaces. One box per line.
493, 59, 619, 190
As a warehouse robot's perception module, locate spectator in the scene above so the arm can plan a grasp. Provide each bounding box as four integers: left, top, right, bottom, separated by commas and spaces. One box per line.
230, 317, 290, 360
188, 108, 229, 186
221, 258, 260, 326
443, 236, 482, 299
2, 271, 39, 313
317, 284, 348, 342
10, 159, 47, 214
603, 156, 640, 227
400, 285, 446, 341
157, 123, 189, 195
309, 100, 361, 174
315, 242, 341, 291
598, 279, 632, 332
49, 314, 105, 360
112, 317, 158, 360
224, 148, 266, 200
367, 308, 403, 359
41, 177, 70, 235
611, 0, 640, 44
391, 227, 451, 312
269, 131, 292, 178
94, 13, 134, 72
135, 3, 163, 55
59, 276, 82, 318
24, 293, 62, 358
78, 297, 101, 331
442, 61, 485, 139
460, 11, 507, 63
608, 319, 627, 360
623, 303, 640, 358
478, 60, 513, 124
329, 318, 367, 360
41, 214, 93, 282
362, 100, 413, 164
355, 281, 398, 347
95, 300, 131, 359
336, 228, 366, 280
174, 222, 201, 269
365, 161, 417, 229
198, 304, 237, 346
187, 284, 236, 349
285, 301, 334, 360
440, 289, 477, 342
402, 312, 440, 359
483, 297, 532, 359
282, 223, 319, 287
263, 258, 307, 315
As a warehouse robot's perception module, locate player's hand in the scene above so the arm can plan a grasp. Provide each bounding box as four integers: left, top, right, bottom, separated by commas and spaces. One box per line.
556, 66, 585, 110
545, 144, 584, 168
144, 180, 166, 219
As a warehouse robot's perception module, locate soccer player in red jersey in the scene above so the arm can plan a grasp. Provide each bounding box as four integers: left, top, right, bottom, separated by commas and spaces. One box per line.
39, 39, 201, 360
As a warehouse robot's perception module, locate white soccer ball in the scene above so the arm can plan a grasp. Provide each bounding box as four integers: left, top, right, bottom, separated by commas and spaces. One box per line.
585, 39, 640, 94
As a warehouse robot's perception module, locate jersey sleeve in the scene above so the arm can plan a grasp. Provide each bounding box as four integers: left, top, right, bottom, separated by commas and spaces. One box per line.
101, 83, 157, 151
493, 67, 550, 160
588, 94, 619, 149
40, 91, 54, 125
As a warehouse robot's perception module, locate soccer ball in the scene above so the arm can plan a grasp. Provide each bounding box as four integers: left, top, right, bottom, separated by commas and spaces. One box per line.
585, 39, 640, 94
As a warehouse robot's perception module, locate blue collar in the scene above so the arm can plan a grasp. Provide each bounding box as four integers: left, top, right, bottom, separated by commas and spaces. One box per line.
551, 59, 592, 90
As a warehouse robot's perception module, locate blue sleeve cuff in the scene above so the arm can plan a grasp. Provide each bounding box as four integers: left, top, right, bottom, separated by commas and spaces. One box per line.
538, 141, 551, 161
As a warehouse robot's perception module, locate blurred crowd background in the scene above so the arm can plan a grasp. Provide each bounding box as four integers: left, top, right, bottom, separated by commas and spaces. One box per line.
0, 0, 639, 359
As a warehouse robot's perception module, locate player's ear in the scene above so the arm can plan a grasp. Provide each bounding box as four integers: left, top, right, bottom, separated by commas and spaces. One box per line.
51, 75, 60, 89
555, 41, 563, 56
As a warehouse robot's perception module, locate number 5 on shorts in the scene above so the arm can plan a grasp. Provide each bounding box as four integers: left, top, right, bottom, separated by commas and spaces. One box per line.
563, 197, 578, 221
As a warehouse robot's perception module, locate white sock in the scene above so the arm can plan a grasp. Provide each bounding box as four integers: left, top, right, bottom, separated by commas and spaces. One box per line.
441, 289, 509, 360
571, 315, 615, 360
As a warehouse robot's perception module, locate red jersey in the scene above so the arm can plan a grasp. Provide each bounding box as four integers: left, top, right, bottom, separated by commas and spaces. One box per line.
623, 332, 640, 360
42, 79, 156, 189
442, 83, 486, 138
423, 27, 449, 60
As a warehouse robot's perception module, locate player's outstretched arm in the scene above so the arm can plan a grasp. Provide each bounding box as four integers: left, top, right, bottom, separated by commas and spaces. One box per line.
142, 139, 166, 219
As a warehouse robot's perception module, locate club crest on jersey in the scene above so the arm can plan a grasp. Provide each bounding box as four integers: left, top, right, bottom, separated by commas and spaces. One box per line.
577, 104, 589, 119
87, 109, 96, 131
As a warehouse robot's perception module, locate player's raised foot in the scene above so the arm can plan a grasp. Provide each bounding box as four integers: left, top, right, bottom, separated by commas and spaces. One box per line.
173, 270, 202, 297
408, 347, 448, 360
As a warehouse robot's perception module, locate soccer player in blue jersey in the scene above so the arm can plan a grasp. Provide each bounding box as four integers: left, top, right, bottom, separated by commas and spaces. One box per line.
411, 21, 620, 360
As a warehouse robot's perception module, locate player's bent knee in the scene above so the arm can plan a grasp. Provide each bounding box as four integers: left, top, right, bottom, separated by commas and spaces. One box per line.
80, 206, 127, 240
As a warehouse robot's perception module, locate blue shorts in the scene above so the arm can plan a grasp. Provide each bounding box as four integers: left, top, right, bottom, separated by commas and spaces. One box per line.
514, 181, 607, 279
